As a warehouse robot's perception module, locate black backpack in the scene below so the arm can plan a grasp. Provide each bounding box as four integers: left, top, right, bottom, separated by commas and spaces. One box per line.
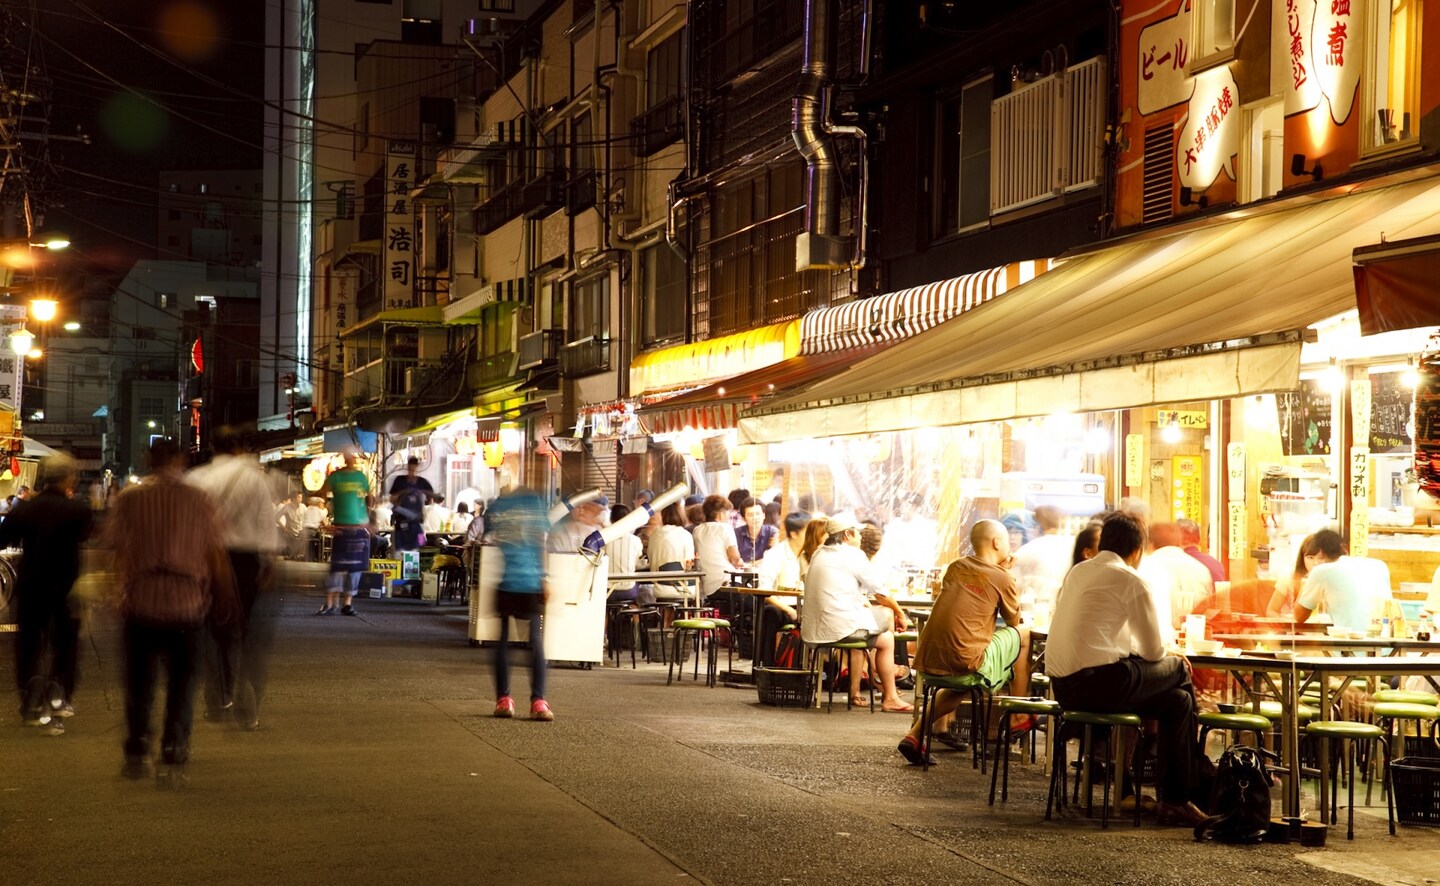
1194, 745, 1273, 844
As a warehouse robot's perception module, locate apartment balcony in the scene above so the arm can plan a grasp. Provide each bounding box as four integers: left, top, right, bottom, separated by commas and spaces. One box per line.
630, 96, 684, 157
990, 56, 1106, 216
694, 0, 804, 90
559, 335, 611, 380
518, 328, 564, 370
342, 357, 446, 407
566, 171, 597, 216
472, 351, 519, 389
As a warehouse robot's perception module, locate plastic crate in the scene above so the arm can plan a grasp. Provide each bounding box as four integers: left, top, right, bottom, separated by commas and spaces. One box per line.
755, 667, 813, 708
1403, 735, 1440, 759
1392, 756, 1440, 827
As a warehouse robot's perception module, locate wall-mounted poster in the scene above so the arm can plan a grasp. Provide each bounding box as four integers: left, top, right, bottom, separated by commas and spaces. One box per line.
1368, 371, 1413, 453
1277, 378, 1333, 456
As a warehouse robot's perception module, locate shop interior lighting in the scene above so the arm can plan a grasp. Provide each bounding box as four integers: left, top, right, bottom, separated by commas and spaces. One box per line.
25, 348, 41, 359
1321, 360, 1345, 394
1403, 361, 1421, 388
29, 298, 57, 322
1085, 426, 1111, 454
63, 321, 81, 332
1161, 420, 1182, 444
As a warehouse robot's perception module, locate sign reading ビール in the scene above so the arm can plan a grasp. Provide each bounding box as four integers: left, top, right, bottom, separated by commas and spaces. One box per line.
1137, 0, 1192, 114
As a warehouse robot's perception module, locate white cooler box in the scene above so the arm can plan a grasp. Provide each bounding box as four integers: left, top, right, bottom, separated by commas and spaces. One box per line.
467, 545, 607, 665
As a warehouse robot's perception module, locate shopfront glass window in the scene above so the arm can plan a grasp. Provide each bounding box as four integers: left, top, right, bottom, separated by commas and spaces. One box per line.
1193, 0, 1235, 63
1365, 0, 1421, 148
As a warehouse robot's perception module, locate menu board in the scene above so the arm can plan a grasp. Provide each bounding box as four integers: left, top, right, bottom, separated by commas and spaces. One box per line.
1368, 371, 1413, 453
1277, 379, 1332, 456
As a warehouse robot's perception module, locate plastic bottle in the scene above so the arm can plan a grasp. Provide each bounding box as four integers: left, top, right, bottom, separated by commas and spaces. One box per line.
1380, 617, 1392, 639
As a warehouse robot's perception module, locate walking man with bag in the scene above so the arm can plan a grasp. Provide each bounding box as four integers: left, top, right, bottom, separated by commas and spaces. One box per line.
109, 438, 237, 786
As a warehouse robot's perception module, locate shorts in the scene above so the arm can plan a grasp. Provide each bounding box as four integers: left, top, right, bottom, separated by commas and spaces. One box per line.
495, 590, 543, 620
975, 626, 1023, 690
330, 527, 370, 574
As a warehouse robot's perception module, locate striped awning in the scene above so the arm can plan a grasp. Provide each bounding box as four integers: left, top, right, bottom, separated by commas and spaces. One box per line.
799, 259, 1052, 354
643, 402, 738, 436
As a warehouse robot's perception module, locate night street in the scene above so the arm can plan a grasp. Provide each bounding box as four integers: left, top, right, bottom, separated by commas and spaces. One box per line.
2, 569, 1434, 886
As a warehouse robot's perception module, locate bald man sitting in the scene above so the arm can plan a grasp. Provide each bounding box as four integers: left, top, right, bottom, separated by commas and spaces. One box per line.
898, 519, 1029, 764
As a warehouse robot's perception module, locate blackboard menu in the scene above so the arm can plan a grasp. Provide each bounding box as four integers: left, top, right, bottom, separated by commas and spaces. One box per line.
1277, 379, 1332, 456
1369, 371, 1413, 453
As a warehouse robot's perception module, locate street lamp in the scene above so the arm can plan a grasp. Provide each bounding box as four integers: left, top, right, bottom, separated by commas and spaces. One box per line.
63, 321, 80, 332
36, 235, 70, 251
9, 325, 35, 356
29, 298, 57, 322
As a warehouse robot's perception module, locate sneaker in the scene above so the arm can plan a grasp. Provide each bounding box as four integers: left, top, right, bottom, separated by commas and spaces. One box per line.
493, 696, 515, 718
50, 701, 75, 719
155, 764, 189, 790
20, 708, 46, 727
314, 606, 334, 616
340, 606, 358, 616
41, 717, 64, 736
530, 699, 554, 722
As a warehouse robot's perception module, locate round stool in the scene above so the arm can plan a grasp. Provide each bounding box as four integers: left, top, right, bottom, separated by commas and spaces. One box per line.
1049, 711, 1145, 829
989, 696, 1062, 805
1305, 720, 1394, 839
809, 638, 877, 713
667, 619, 725, 687
916, 671, 997, 773
1029, 673, 1052, 697
1374, 689, 1439, 706
1373, 701, 1440, 767
1198, 711, 1272, 752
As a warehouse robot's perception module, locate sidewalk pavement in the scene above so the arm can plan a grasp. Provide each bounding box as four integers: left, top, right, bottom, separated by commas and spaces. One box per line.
2, 582, 1436, 885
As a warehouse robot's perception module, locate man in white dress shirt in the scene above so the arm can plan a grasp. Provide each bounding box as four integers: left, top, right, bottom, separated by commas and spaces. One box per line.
1047, 512, 1205, 827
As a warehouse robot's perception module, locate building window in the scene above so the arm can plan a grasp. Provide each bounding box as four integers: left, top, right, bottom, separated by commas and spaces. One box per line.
157, 292, 173, 309
139, 396, 166, 417
568, 274, 608, 344
1364, 0, 1421, 150
1240, 98, 1284, 203
934, 76, 993, 238
167, 236, 180, 248
1192, 0, 1235, 68
236, 360, 256, 387
478, 0, 514, 10
640, 243, 686, 348
646, 31, 683, 110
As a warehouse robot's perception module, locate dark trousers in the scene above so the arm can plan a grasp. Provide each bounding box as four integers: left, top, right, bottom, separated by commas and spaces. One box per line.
124, 621, 200, 765
755, 603, 790, 668
1052, 655, 1198, 804
495, 616, 546, 702
15, 591, 79, 713
204, 551, 265, 717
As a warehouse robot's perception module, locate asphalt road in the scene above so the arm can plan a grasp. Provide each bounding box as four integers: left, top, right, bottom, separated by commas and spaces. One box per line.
2, 571, 1436, 885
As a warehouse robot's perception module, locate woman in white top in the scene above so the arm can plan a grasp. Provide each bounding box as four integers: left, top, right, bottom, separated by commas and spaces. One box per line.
693, 494, 743, 599
646, 502, 695, 603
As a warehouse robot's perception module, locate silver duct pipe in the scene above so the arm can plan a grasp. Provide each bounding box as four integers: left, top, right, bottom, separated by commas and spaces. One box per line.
792, 0, 859, 271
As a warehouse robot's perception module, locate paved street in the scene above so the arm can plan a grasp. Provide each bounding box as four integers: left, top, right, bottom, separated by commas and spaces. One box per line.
3, 574, 1438, 886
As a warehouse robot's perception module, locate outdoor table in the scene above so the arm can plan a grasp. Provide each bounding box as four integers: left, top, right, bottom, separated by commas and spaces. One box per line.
720, 584, 802, 685
1213, 634, 1440, 657
1186, 651, 1440, 820
608, 570, 705, 608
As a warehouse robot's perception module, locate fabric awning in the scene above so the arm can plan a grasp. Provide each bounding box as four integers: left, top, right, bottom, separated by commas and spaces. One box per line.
629, 320, 801, 395
740, 173, 1440, 444
1353, 234, 1440, 335
639, 344, 891, 435
339, 305, 446, 339
800, 260, 1052, 354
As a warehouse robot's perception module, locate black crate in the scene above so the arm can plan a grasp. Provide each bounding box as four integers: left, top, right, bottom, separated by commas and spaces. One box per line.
755, 667, 813, 708
1403, 735, 1440, 758
1392, 756, 1440, 827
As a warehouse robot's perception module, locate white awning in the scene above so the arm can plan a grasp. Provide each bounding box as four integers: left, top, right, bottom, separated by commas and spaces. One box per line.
740, 173, 1440, 443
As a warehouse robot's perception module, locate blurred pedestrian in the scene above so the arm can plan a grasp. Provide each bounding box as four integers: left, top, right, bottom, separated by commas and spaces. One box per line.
1, 453, 93, 734
109, 438, 236, 786
276, 491, 306, 559
487, 471, 553, 721
319, 451, 371, 616
187, 426, 281, 729
388, 456, 432, 552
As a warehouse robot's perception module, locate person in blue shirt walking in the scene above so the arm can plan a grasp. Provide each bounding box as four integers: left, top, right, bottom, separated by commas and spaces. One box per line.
486, 472, 554, 721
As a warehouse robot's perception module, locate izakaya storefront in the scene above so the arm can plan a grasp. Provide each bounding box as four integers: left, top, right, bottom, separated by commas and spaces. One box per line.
736, 174, 1440, 610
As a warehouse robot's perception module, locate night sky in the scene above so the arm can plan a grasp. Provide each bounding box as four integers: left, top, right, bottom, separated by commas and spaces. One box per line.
32, 0, 264, 276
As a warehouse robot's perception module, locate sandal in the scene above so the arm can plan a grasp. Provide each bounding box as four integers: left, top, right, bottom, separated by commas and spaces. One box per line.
849, 696, 870, 708
881, 700, 915, 713
897, 735, 935, 766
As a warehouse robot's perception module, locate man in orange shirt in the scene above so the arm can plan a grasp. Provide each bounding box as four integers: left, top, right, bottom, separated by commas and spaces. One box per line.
898, 519, 1029, 764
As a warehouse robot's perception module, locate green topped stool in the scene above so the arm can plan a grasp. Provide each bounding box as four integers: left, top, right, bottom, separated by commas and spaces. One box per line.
916, 671, 999, 773
1373, 701, 1440, 773
808, 637, 877, 713
1029, 673, 1052, 697
989, 696, 1062, 805
667, 618, 729, 687
1048, 710, 1145, 829
1198, 711, 1273, 753
1305, 719, 1394, 839
1374, 689, 1439, 706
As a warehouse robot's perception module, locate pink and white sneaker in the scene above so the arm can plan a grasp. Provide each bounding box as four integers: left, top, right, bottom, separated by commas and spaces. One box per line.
530, 699, 554, 722
494, 696, 515, 718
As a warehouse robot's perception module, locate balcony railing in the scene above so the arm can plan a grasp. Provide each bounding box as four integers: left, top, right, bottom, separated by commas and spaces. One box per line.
473, 351, 518, 389
694, 0, 804, 90
566, 170, 597, 216
518, 328, 564, 369
631, 96, 684, 157
559, 335, 611, 379
342, 357, 445, 405
990, 56, 1106, 216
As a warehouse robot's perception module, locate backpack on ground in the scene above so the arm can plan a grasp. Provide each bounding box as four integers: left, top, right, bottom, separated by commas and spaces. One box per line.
773, 628, 804, 670
1193, 745, 1273, 844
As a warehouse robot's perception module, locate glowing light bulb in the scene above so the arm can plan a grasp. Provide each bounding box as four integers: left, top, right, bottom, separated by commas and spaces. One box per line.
1162, 421, 1182, 444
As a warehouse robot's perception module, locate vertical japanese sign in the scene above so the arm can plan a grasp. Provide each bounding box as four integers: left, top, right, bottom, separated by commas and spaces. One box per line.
1137, 1, 1192, 115
1176, 65, 1241, 190
1313, 0, 1359, 124
0, 303, 25, 418
1171, 455, 1204, 523
1226, 441, 1247, 502
385, 141, 417, 310
332, 268, 356, 371
1280, 0, 1321, 114
1227, 501, 1248, 561
1125, 434, 1145, 489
